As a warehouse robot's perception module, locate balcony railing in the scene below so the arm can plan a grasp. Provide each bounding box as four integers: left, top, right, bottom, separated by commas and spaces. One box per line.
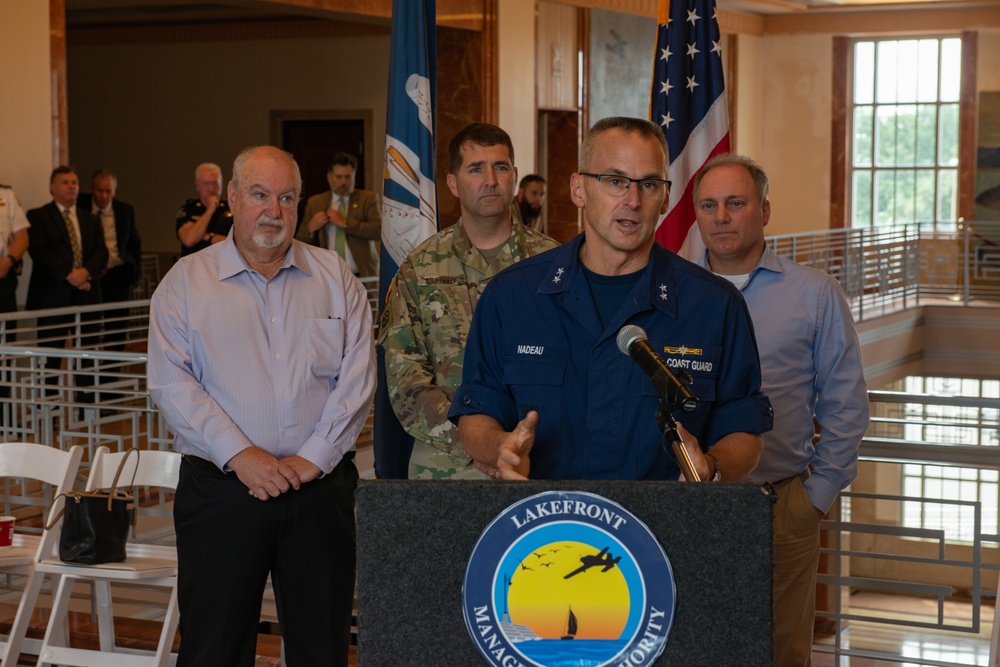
767, 220, 1000, 320
0, 224, 999, 664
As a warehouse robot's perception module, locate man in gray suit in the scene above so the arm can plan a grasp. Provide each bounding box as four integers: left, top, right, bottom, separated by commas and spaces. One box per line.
296, 153, 381, 277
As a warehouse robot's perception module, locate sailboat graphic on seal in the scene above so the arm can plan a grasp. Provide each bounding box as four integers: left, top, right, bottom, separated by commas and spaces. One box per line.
560, 606, 577, 640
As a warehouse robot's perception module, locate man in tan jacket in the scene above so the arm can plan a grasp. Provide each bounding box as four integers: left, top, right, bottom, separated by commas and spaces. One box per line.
296, 152, 381, 277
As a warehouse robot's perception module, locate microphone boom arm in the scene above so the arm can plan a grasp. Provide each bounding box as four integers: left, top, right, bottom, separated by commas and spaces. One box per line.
656, 404, 701, 482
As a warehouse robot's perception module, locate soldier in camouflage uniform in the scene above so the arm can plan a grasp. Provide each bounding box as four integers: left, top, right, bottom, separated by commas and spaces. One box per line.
378, 124, 558, 479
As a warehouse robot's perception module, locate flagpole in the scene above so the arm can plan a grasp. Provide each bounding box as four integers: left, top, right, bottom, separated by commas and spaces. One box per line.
373, 0, 439, 479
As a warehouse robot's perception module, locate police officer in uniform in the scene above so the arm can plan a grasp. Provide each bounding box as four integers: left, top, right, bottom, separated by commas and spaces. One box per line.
176, 162, 233, 257
0, 183, 28, 418
0, 183, 29, 313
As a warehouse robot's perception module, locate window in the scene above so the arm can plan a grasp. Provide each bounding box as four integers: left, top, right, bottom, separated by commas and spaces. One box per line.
899, 376, 999, 543
850, 38, 962, 231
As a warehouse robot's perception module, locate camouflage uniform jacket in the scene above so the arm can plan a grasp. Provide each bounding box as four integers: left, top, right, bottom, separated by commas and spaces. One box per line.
377, 218, 558, 478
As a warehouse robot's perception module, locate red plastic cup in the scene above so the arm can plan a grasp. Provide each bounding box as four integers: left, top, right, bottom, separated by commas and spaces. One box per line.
0, 516, 14, 547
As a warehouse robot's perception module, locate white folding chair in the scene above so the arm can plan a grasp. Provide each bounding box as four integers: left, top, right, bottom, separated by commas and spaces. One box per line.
990, 571, 999, 666
32, 446, 182, 667
0, 442, 84, 666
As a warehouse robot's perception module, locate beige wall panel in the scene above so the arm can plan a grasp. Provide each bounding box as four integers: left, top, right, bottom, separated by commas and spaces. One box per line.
1, 4, 54, 209
732, 33, 765, 163
537, 2, 580, 112
920, 306, 1000, 377
979, 28, 1000, 92
68, 35, 390, 255
756, 34, 834, 236
2, 4, 57, 307
857, 309, 926, 389
500, 0, 539, 174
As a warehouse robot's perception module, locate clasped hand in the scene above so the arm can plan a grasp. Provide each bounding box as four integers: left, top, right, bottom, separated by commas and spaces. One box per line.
228, 447, 321, 501
66, 268, 90, 290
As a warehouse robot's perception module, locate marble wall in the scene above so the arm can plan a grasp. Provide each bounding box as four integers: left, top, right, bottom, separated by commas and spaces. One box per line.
437, 27, 485, 229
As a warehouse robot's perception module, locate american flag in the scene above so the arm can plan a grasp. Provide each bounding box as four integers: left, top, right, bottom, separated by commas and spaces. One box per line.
649, 0, 731, 257
374, 0, 438, 479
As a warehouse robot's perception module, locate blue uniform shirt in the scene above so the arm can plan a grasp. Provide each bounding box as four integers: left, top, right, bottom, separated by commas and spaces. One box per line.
449, 234, 773, 480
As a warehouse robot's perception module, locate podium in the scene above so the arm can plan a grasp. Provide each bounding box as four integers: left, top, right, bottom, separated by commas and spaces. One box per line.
356, 480, 774, 666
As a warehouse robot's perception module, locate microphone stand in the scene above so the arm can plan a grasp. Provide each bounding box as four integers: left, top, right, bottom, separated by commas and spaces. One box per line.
656, 401, 701, 482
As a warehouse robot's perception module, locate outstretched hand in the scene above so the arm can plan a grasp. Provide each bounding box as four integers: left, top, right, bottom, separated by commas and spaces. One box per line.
496, 411, 539, 480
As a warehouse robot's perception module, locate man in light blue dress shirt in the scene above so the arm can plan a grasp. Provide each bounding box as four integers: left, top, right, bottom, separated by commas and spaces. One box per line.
149, 146, 376, 666
691, 154, 870, 667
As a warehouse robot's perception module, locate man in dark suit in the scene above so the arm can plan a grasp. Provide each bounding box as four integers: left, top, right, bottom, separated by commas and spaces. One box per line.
295, 152, 381, 277
27, 166, 108, 400
79, 169, 142, 352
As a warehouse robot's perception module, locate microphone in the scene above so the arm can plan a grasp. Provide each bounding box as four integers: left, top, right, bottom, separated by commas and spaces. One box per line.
616, 325, 699, 413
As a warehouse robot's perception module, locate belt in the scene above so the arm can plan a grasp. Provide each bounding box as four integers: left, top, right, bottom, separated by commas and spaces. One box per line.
183, 455, 223, 475
772, 468, 811, 486
183, 451, 355, 476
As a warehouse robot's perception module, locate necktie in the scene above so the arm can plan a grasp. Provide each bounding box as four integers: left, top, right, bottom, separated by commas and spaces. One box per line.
334, 197, 347, 259
63, 208, 83, 268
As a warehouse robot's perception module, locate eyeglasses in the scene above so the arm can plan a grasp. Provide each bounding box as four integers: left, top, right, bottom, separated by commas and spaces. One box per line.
580, 173, 671, 198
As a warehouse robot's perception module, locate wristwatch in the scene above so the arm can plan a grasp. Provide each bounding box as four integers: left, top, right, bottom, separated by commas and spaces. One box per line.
705, 453, 722, 482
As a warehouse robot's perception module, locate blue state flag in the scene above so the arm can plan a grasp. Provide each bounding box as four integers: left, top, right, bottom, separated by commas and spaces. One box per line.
374, 0, 439, 479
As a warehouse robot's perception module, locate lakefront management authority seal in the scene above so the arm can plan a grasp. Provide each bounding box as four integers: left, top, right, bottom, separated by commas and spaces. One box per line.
463, 491, 675, 667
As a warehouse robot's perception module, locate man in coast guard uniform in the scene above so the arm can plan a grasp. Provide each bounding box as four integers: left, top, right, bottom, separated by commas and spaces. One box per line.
450, 117, 773, 482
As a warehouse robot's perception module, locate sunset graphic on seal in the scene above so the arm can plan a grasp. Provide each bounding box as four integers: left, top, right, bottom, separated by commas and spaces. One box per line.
507, 540, 630, 640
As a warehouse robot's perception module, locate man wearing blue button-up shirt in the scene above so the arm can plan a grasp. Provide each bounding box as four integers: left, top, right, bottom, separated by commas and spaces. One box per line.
450, 117, 773, 482
690, 154, 870, 667
149, 146, 375, 666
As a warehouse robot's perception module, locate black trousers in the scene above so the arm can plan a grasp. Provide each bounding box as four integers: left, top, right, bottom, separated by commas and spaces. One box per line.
36, 287, 103, 399
0, 271, 16, 314
100, 264, 135, 352
174, 455, 358, 667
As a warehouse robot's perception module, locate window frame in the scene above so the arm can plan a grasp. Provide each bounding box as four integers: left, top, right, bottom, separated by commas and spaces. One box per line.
831, 32, 977, 233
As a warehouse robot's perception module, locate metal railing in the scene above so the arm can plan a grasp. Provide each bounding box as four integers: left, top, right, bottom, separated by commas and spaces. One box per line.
1, 225, 999, 662
815, 390, 1000, 666
767, 220, 1000, 320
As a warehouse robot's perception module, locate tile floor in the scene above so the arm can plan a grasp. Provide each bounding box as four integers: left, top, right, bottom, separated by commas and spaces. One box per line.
1, 592, 993, 666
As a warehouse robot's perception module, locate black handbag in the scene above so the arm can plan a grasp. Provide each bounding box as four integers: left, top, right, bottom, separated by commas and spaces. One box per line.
48, 448, 139, 565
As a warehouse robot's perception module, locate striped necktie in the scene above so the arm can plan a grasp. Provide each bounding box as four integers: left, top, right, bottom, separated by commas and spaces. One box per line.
62, 208, 83, 268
